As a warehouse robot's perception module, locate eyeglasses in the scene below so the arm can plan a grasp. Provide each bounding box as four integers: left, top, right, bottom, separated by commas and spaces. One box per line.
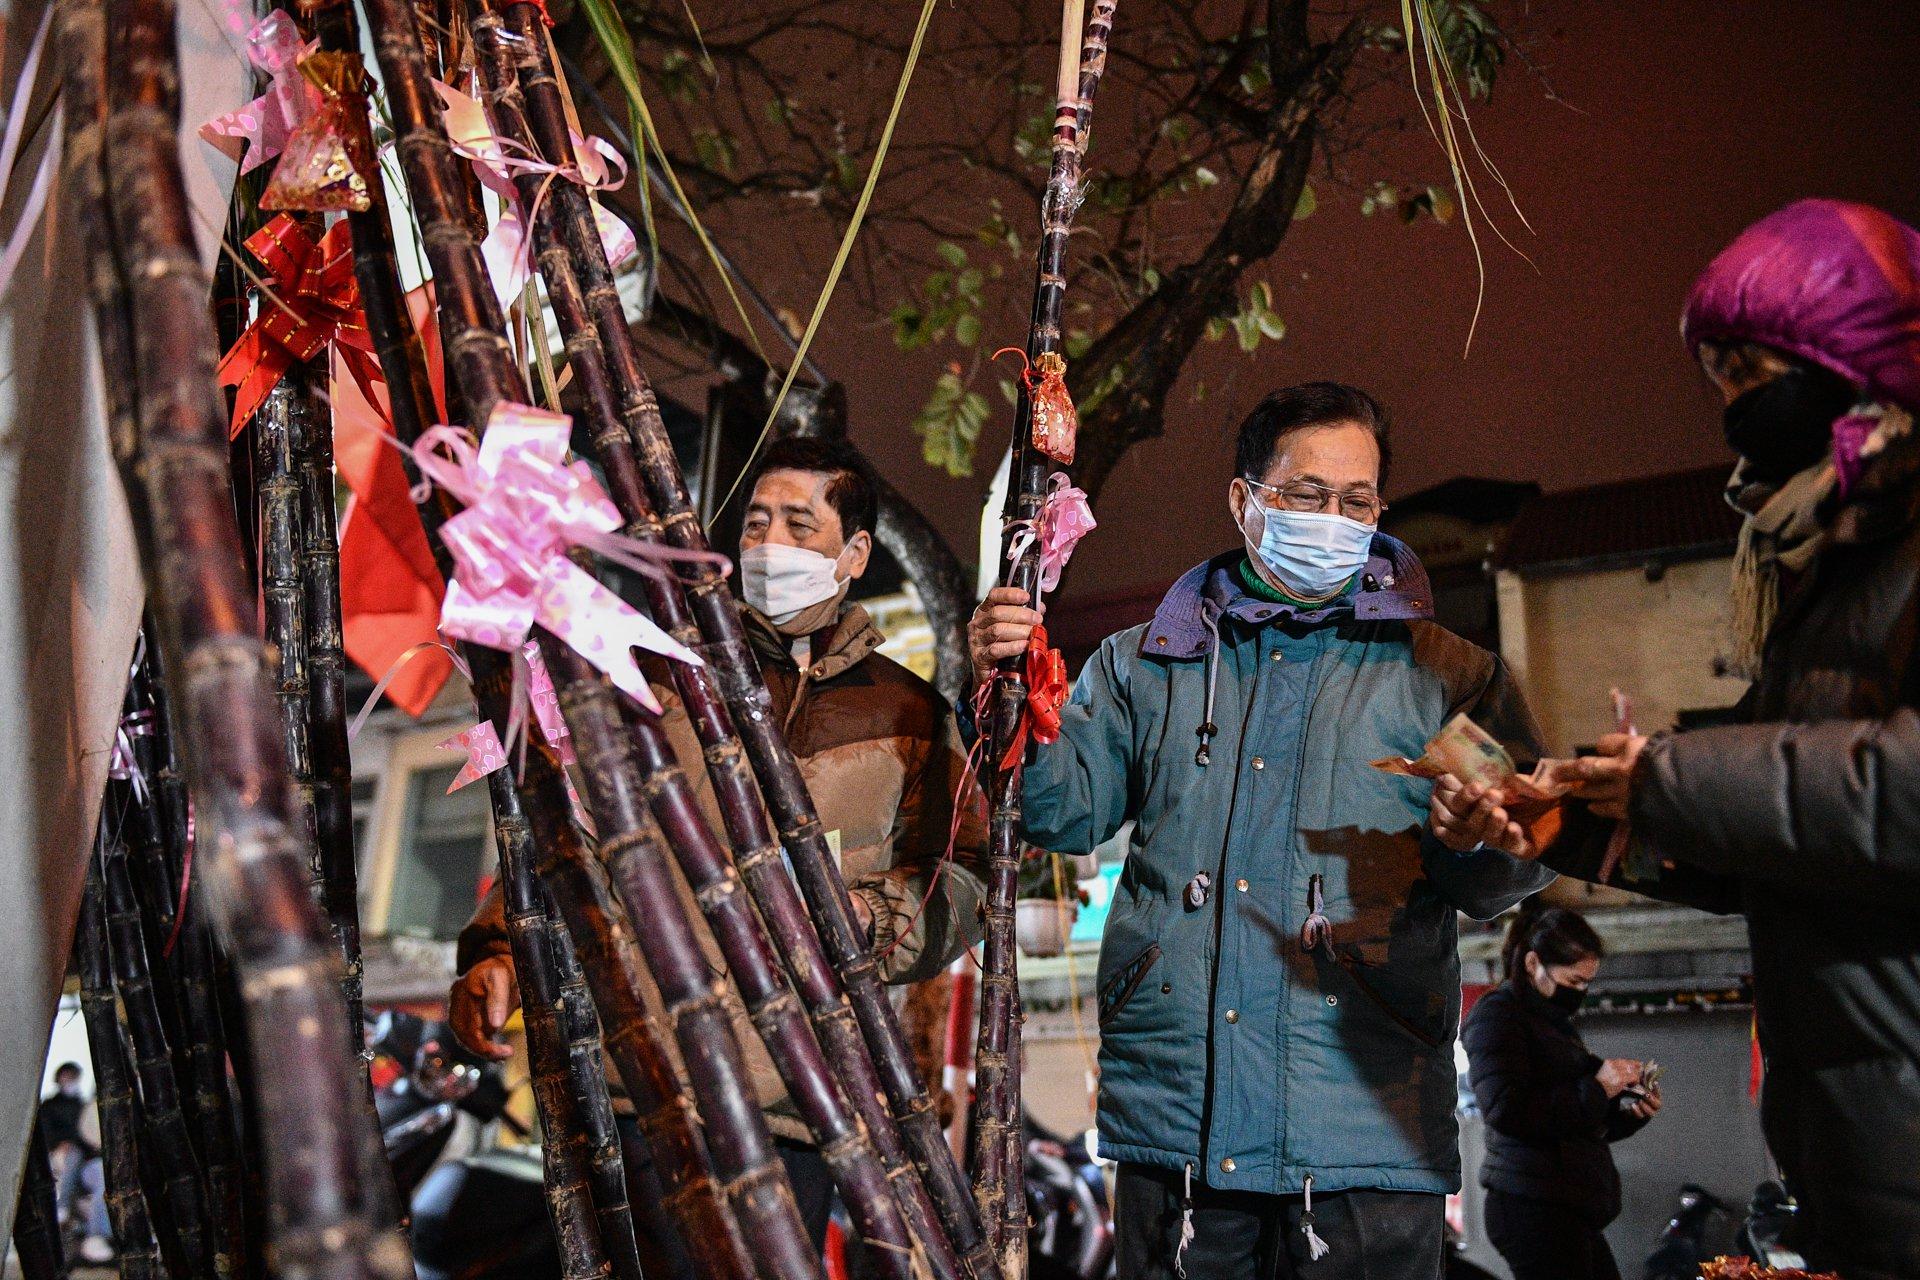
1245, 477, 1387, 525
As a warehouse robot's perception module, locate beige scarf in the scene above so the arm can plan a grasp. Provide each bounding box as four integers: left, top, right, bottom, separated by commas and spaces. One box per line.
1724, 461, 1832, 682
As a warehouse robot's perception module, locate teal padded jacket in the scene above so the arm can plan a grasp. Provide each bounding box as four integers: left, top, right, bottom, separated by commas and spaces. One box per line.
1021, 542, 1554, 1197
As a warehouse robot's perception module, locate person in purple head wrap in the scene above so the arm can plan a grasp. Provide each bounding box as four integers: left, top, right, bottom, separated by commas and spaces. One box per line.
1542, 199, 1920, 1279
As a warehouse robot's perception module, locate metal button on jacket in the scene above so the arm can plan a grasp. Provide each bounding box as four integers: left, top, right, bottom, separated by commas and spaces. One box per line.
1224, 1009, 1238, 1024
1251, 756, 1265, 770
1235, 878, 1249, 892
1219, 1158, 1236, 1174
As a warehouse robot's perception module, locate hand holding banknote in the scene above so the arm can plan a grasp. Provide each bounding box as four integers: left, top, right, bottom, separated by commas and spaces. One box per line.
1375, 713, 1568, 859
1428, 775, 1536, 858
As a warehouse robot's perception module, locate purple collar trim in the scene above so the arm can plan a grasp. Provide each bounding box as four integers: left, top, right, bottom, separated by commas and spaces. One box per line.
1138, 537, 1436, 660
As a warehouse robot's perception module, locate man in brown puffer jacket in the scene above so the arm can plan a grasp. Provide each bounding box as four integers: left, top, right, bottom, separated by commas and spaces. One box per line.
447, 437, 987, 1273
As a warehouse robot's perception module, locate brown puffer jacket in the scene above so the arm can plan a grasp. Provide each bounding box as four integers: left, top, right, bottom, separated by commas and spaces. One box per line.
457, 603, 988, 1141
1544, 439, 1920, 1280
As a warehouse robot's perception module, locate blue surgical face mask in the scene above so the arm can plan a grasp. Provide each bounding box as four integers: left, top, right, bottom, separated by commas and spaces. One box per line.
1239, 492, 1374, 601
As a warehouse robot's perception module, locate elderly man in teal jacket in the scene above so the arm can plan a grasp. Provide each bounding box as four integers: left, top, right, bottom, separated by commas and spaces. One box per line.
970, 381, 1554, 1280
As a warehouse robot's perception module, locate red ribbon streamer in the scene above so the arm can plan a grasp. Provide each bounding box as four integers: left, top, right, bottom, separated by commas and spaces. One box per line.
217, 213, 383, 438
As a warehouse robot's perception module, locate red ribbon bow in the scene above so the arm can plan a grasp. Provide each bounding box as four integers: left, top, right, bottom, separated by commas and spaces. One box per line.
217, 213, 381, 438
1001, 624, 1069, 769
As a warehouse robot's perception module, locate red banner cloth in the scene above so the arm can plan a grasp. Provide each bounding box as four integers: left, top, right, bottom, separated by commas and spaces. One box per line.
335, 283, 451, 716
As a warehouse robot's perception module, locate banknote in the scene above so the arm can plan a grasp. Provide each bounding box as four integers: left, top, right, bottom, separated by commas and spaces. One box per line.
1371, 712, 1571, 800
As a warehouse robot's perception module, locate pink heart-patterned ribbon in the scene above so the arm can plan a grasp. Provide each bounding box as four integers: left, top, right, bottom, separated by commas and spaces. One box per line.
1006, 472, 1098, 596
438, 721, 508, 792
198, 11, 321, 174
412, 402, 720, 714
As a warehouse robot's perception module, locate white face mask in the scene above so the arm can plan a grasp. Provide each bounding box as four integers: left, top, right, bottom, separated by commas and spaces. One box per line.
1238, 491, 1375, 601
740, 542, 849, 625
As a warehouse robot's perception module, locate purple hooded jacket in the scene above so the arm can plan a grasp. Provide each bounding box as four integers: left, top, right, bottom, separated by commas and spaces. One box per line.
1683, 198, 1920, 415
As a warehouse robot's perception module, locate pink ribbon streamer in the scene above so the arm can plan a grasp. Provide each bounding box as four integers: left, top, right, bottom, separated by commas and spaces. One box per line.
523, 641, 576, 765
1006, 472, 1098, 596
412, 402, 717, 714
438, 721, 508, 792
198, 11, 321, 173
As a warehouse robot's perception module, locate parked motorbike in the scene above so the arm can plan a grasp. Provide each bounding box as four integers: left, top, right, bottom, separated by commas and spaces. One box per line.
370, 1011, 556, 1280
1644, 1180, 1810, 1280
1024, 1116, 1114, 1280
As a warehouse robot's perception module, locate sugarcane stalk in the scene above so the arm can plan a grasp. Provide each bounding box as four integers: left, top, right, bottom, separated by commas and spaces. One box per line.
13, 1125, 67, 1280
969, 6, 1116, 1272
500, 815, 614, 1280
78, 850, 164, 1280
467, 15, 929, 1278
360, 2, 820, 1274
495, 14, 996, 1277
102, 809, 219, 1280
547, 901, 649, 1280
296, 371, 372, 1046
257, 377, 314, 837
70, 0, 408, 1272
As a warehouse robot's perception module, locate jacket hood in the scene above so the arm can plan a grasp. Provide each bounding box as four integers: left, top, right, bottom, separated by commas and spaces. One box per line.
1140, 534, 1436, 660
1683, 199, 1920, 414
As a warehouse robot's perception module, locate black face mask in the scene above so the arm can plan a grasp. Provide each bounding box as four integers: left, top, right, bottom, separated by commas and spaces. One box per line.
1722, 365, 1855, 486
1546, 982, 1587, 1016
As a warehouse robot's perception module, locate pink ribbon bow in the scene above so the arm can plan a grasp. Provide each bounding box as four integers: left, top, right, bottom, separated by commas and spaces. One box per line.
1007, 472, 1098, 595
412, 403, 709, 714
199, 11, 321, 174
433, 78, 636, 317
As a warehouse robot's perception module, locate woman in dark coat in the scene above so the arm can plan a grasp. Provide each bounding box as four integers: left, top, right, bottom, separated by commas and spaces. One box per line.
1463, 906, 1660, 1280
1553, 200, 1920, 1280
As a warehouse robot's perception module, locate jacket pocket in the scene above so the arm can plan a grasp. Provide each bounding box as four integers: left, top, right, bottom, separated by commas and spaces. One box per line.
1335, 950, 1442, 1049
1097, 943, 1160, 1030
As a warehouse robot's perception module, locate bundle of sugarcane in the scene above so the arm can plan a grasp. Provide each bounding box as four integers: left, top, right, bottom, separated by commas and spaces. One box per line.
968, 2, 1118, 1272
464, 10, 938, 1277
100, 810, 217, 1280
60, 0, 404, 1271
291, 5, 743, 1271
11, 1127, 66, 1280
126, 639, 251, 1280
78, 850, 165, 1280
486, 11, 998, 1276
359, 1, 822, 1275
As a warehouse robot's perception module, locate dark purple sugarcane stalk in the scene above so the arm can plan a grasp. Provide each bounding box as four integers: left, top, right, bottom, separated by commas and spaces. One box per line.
546, 902, 649, 1280
77, 850, 163, 1280
71, 0, 408, 1272
12, 1125, 67, 1280
295, 368, 373, 1048
494, 12, 995, 1276
969, 5, 1116, 1272
102, 811, 219, 1280
499, 816, 615, 1280
359, 2, 820, 1274
257, 378, 315, 838
466, 14, 929, 1277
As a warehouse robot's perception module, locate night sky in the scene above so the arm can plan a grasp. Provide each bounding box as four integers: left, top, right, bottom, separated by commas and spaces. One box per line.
648, 1, 1920, 606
